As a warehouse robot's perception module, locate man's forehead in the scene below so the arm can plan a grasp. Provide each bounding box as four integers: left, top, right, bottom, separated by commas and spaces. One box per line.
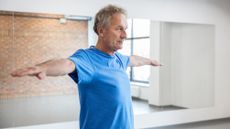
110, 13, 127, 24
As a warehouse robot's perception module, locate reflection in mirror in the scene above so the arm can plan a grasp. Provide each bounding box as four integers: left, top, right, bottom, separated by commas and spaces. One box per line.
0, 9, 215, 128
0, 10, 89, 128
119, 19, 215, 115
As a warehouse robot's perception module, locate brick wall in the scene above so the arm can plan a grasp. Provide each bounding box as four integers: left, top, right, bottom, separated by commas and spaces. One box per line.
0, 11, 88, 99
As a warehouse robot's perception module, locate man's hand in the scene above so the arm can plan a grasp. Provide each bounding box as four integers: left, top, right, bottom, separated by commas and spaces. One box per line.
11, 66, 46, 80
129, 55, 162, 67
150, 59, 162, 66
11, 59, 75, 80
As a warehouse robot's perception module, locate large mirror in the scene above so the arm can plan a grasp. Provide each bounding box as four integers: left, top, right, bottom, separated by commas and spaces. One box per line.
119, 18, 215, 115
0, 10, 215, 128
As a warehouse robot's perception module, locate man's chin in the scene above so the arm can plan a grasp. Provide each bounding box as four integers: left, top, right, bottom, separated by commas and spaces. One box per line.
114, 46, 122, 51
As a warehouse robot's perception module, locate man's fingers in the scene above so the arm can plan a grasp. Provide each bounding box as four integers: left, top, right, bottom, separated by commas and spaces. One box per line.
156, 62, 163, 66
151, 60, 163, 67
11, 67, 40, 77
11, 66, 47, 80
11, 68, 27, 77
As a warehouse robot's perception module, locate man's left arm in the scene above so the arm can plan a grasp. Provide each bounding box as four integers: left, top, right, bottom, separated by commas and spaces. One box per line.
129, 55, 162, 67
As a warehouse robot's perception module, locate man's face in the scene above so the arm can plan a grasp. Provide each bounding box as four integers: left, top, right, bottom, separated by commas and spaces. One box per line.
100, 13, 127, 52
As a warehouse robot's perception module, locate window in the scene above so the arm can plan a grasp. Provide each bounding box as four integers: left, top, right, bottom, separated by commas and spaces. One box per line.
119, 18, 151, 83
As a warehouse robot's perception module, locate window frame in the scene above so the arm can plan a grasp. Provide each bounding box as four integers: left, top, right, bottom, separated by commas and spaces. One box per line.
126, 19, 150, 84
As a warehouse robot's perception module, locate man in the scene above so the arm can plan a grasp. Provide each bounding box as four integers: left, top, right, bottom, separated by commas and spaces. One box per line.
11, 5, 161, 129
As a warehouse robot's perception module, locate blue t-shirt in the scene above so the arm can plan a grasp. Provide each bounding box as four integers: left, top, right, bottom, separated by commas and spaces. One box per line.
68, 46, 134, 129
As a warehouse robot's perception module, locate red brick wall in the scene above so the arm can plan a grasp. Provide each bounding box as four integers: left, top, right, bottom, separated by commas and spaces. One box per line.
0, 11, 88, 99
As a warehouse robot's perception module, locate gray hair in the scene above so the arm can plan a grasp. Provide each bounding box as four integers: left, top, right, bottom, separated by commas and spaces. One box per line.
93, 5, 127, 35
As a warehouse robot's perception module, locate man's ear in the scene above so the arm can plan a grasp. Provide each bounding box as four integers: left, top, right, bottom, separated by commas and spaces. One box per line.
97, 27, 104, 37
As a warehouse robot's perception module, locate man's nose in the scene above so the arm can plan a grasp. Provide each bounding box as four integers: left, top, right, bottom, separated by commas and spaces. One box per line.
121, 30, 127, 39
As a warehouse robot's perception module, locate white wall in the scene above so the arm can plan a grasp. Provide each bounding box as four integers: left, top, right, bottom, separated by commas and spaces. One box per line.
150, 22, 215, 108
146, 21, 215, 109
1, 0, 230, 128
170, 23, 214, 108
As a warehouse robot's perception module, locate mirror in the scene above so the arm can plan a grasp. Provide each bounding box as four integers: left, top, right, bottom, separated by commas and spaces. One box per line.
0, 10, 215, 128
119, 19, 215, 115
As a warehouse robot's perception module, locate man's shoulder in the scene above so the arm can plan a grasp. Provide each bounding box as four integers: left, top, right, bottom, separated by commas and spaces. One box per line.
74, 47, 93, 55
78, 46, 96, 53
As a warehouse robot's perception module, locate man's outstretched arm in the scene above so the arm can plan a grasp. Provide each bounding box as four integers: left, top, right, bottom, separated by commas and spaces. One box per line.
11, 58, 75, 80
129, 55, 162, 67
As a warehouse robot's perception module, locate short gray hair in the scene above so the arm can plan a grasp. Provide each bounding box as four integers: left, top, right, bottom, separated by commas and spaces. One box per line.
93, 5, 127, 35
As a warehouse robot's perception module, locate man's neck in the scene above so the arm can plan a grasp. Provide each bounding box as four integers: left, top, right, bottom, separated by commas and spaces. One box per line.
96, 41, 115, 55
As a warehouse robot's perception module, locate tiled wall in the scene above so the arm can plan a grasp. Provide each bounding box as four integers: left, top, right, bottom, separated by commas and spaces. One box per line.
0, 11, 88, 99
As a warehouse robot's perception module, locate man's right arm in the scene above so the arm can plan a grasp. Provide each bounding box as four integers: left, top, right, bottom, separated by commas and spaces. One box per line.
11, 58, 75, 80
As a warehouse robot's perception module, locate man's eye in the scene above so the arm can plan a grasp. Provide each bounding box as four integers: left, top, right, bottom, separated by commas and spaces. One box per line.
117, 28, 123, 31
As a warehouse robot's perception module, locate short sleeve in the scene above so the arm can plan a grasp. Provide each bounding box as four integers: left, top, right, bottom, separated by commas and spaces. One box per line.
68, 49, 94, 84
115, 52, 130, 70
